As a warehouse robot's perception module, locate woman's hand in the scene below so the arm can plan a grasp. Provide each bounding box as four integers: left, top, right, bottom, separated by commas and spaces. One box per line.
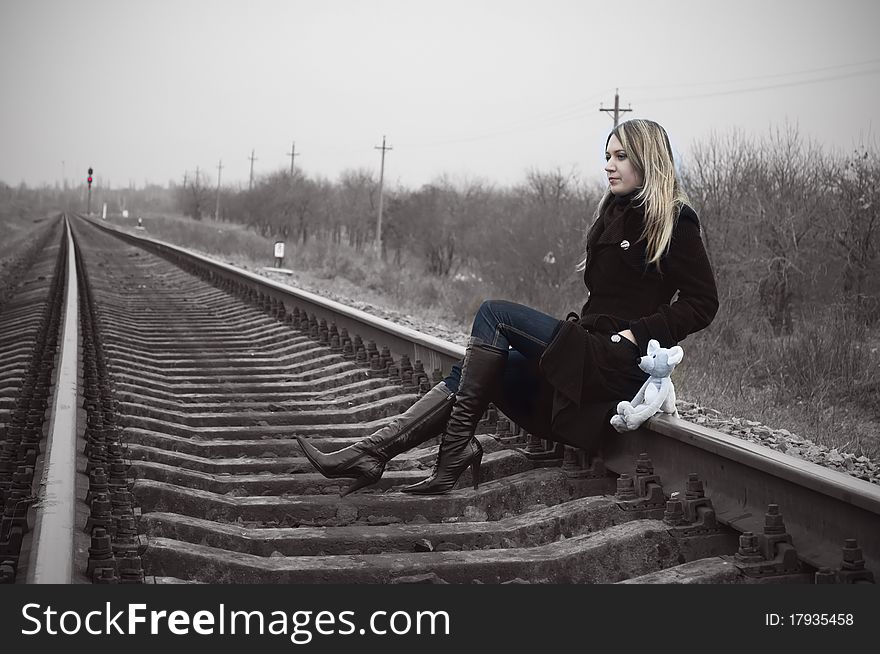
617, 329, 637, 345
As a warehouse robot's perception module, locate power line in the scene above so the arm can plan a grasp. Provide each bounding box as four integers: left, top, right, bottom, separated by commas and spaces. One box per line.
398, 89, 614, 149
422, 90, 621, 153
404, 63, 880, 146
625, 56, 880, 92
636, 66, 880, 104
399, 58, 880, 151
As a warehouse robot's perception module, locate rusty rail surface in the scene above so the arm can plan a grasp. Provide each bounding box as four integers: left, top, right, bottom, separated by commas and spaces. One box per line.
14, 213, 878, 584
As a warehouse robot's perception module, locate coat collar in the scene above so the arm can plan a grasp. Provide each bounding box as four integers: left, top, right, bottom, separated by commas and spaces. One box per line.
594, 194, 643, 246
583, 194, 644, 273
611, 190, 638, 207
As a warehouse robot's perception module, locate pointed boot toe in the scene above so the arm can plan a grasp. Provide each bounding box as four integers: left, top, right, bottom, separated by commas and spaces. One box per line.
296, 436, 337, 477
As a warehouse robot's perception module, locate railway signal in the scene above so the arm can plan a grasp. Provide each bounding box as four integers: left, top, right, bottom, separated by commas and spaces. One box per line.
87, 167, 94, 215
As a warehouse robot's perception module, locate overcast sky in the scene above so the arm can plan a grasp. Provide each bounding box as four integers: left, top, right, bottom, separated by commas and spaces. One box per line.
1, 0, 878, 191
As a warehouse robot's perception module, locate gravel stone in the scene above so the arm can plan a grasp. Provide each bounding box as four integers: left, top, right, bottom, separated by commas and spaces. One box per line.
677, 401, 880, 486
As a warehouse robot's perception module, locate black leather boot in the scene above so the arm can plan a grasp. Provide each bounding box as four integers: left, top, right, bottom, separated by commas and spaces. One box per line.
402, 341, 507, 495
296, 381, 454, 496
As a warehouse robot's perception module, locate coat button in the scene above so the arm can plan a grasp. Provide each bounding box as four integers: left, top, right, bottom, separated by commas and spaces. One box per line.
620, 240, 630, 250
611, 334, 621, 343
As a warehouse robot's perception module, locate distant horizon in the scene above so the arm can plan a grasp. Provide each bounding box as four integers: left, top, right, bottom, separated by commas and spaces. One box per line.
2, 1, 878, 191
5, 116, 875, 194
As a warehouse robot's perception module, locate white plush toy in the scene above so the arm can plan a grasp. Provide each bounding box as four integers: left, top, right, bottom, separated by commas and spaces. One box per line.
610, 339, 683, 433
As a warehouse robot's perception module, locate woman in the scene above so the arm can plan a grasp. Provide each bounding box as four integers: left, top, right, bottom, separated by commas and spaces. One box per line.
297, 119, 718, 496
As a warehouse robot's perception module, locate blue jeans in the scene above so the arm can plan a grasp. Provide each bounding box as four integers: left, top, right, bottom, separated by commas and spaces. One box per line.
443, 299, 562, 390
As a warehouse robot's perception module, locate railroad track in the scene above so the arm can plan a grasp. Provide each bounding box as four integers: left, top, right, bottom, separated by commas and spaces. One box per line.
2, 213, 877, 585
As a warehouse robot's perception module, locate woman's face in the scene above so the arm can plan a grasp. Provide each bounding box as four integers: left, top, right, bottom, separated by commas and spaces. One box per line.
605, 134, 643, 195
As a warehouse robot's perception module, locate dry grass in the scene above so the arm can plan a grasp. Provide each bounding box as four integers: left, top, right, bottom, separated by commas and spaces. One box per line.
107, 212, 271, 262
0, 213, 53, 262
677, 309, 880, 459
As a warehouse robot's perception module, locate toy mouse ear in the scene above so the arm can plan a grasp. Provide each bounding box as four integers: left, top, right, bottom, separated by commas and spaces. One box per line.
668, 346, 684, 365
647, 340, 660, 355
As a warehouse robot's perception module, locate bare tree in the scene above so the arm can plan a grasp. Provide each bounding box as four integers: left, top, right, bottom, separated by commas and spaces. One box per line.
176, 171, 213, 220
336, 168, 377, 251
827, 146, 880, 319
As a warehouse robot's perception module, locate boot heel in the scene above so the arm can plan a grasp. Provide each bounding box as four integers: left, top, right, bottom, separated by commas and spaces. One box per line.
341, 473, 377, 498
471, 451, 482, 490
401, 343, 506, 496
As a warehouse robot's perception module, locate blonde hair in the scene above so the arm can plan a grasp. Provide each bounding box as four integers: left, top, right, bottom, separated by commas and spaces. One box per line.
578, 119, 690, 271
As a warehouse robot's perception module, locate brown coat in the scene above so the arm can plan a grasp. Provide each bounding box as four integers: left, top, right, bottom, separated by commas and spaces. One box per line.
532, 194, 719, 452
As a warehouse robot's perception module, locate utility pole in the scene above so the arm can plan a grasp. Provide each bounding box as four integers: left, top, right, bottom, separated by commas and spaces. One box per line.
183, 171, 188, 189
599, 88, 633, 128
374, 135, 392, 256
215, 159, 223, 220
248, 149, 257, 191
194, 166, 201, 220
286, 141, 300, 176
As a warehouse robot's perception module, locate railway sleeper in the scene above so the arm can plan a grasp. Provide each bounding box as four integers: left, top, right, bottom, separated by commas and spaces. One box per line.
101, 337, 317, 362
121, 426, 451, 461
99, 328, 308, 348
102, 343, 324, 368
106, 356, 349, 383
132, 468, 613, 526
107, 369, 372, 398
113, 383, 408, 412
116, 395, 416, 427
619, 556, 814, 584
140, 495, 647, 556
124, 441, 443, 474
105, 359, 362, 380
101, 343, 314, 365
109, 362, 365, 392
111, 376, 395, 404
117, 416, 416, 439
129, 448, 531, 495
97, 312, 283, 331
143, 520, 703, 584
125, 444, 320, 474
121, 428, 503, 462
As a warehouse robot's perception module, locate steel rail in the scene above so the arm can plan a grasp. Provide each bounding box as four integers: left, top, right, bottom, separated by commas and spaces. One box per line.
77, 216, 880, 577
25, 215, 79, 583
604, 416, 880, 575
